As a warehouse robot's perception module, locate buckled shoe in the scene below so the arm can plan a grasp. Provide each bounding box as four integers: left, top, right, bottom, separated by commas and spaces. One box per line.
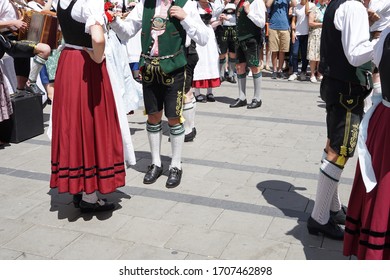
79, 199, 116, 213
247, 99, 262, 109
166, 167, 182, 188
143, 164, 163, 184
229, 98, 247, 108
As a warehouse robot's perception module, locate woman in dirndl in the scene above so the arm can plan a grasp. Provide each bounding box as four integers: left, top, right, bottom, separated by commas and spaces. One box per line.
50, 0, 125, 213
343, 25, 390, 260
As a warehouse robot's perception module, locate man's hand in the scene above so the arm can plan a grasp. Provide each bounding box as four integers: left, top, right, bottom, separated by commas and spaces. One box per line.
243, 1, 250, 14
219, 13, 228, 21
367, 9, 380, 26
169, 6, 187, 21
13, 19, 27, 31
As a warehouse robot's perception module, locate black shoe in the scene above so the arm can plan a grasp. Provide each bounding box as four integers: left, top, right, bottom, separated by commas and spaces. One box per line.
271, 71, 277, 79
143, 164, 163, 184
227, 76, 237, 84
166, 167, 182, 188
184, 130, 195, 142
25, 83, 45, 95
330, 205, 347, 225
247, 99, 262, 109
206, 93, 215, 102
73, 194, 82, 208
229, 98, 247, 108
220, 76, 226, 83
192, 127, 197, 137
195, 94, 207, 103
79, 199, 115, 213
307, 216, 344, 240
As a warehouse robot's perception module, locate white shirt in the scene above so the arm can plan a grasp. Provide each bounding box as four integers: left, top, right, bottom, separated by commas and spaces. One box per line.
110, 0, 209, 47
52, 0, 105, 34
0, 1, 20, 32
295, 3, 309, 35
369, 0, 390, 32
246, 0, 266, 28
334, 0, 375, 67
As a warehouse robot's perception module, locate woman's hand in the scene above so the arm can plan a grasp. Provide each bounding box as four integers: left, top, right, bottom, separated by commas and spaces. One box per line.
83, 47, 105, 64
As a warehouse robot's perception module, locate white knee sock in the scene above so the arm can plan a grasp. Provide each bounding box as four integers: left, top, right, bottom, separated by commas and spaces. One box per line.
252, 72, 262, 101
169, 124, 185, 169
146, 122, 162, 167
311, 159, 343, 225
82, 192, 98, 203
320, 150, 342, 212
182, 101, 194, 135
228, 58, 236, 77
28, 55, 47, 83
237, 73, 246, 100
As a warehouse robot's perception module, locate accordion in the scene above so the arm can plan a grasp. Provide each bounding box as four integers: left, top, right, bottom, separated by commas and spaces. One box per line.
18, 9, 62, 49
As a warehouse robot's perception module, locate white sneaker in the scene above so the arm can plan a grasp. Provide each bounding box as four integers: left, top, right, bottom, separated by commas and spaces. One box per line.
288, 73, 298, 81
310, 76, 317, 83
299, 72, 307, 81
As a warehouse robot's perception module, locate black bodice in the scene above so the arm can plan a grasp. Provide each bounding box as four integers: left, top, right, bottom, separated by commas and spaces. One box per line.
379, 33, 390, 102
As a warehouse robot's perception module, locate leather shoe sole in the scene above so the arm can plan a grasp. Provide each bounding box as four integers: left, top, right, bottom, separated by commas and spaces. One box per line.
143, 164, 163, 184
229, 99, 247, 108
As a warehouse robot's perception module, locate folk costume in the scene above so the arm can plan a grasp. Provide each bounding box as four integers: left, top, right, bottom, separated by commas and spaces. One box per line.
229, 0, 266, 109
192, 0, 223, 103
50, 0, 125, 212
110, 0, 209, 188
343, 23, 390, 261
307, 0, 375, 240
216, 1, 237, 83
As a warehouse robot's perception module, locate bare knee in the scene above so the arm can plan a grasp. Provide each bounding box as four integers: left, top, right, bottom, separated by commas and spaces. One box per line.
35, 43, 51, 59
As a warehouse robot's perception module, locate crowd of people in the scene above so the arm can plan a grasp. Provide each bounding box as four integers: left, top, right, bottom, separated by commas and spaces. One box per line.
0, 0, 389, 260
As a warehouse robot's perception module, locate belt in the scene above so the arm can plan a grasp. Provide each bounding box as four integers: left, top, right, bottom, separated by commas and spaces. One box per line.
141, 49, 183, 61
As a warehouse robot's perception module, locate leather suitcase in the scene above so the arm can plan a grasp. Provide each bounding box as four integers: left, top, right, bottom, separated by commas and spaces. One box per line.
0, 92, 44, 143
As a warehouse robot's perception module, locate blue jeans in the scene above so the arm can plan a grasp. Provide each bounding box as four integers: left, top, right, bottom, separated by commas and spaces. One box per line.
289, 34, 308, 74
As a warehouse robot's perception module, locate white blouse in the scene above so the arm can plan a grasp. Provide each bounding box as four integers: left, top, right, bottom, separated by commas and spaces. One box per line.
52, 0, 105, 34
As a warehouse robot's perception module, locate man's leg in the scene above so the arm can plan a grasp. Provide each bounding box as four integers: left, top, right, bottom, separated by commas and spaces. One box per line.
167, 117, 185, 188
230, 62, 247, 108
25, 43, 51, 94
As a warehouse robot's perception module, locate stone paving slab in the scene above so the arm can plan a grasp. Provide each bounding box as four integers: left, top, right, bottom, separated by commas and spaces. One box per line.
0, 75, 356, 260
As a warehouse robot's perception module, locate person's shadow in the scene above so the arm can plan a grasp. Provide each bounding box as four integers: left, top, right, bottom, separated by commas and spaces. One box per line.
48, 187, 131, 222
257, 180, 348, 260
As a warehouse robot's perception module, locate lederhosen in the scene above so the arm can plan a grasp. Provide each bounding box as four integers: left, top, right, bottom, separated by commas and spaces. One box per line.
216, 3, 237, 55
235, 0, 262, 67
319, 0, 372, 163
139, 0, 188, 119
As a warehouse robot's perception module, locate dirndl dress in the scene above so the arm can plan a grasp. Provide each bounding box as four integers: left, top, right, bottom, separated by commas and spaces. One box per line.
50, 48, 125, 195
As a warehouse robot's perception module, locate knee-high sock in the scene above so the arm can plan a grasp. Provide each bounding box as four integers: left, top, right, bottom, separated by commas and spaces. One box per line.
321, 150, 342, 212
311, 159, 343, 225
82, 192, 98, 203
191, 96, 196, 130
194, 88, 201, 97
237, 73, 246, 100
252, 72, 262, 101
219, 58, 227, 78
146, 121, 162, 167
28, 55, 47, 83
182, 100, 194, 135
228, 58, 236, 77
206, 88, 213, 94
169, 123, 185, 169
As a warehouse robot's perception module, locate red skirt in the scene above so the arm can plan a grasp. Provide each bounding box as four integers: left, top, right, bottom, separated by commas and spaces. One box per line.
343, 103, 390, 260
50, 48, 125, 195
192, 78, 221, 89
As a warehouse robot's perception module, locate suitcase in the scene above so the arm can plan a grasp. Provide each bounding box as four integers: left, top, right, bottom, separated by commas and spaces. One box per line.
0, 92, 44, 143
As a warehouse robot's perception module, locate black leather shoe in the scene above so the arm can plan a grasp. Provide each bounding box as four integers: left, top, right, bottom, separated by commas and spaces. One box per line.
79, 199, 115, 213
143, 164, 163, 184
307, 216, 344, 240
192, 127, 197, 137
184, 130, 195, 142
25, 83, 45, 95
166, 167, 182, 188
330, 205, 347, 225
247, 99, 262, 109
206, 93, 215, 102
73, 194, 82, 208
195, 94, 207, 103
229, 98, 247, 108
227, 76, 237, 84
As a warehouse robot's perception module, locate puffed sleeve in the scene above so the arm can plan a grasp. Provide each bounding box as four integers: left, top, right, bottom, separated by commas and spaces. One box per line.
83, 0, 105, 34
373, 26, 390, 67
